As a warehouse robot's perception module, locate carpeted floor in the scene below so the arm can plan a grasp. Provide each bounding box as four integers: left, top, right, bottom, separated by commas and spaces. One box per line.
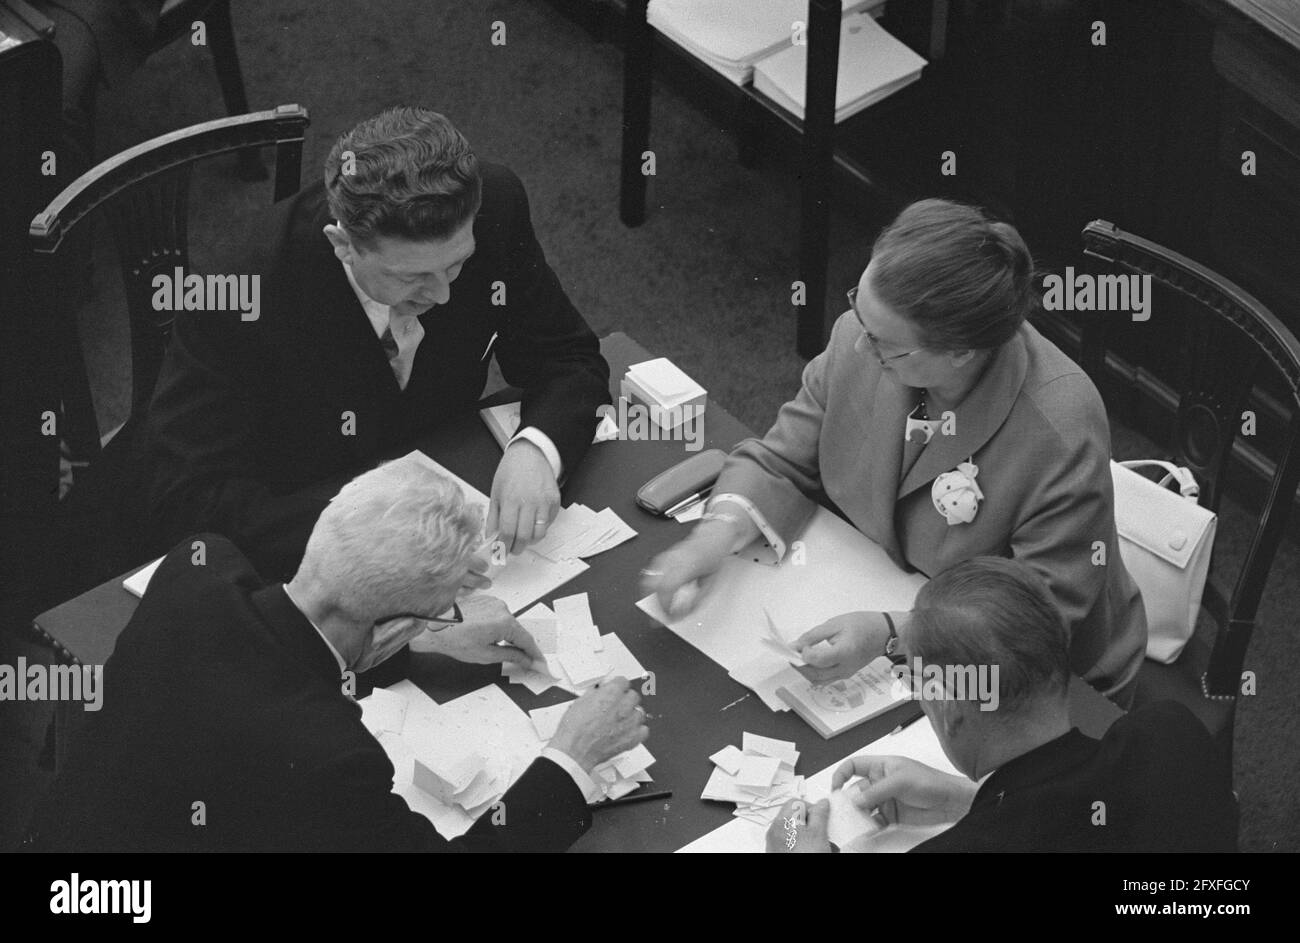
3, 0, 1295, 851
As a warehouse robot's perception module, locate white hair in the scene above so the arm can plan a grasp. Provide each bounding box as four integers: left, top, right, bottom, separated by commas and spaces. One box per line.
297, 459, 483, 621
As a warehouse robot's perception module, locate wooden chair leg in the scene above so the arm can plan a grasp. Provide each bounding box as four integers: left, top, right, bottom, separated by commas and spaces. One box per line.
620, 0, 652, 227
796, 0, 842, 358
204, 0, 266, 181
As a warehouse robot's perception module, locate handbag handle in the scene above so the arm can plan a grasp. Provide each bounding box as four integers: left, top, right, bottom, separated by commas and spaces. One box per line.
1117, 459, 1201, 500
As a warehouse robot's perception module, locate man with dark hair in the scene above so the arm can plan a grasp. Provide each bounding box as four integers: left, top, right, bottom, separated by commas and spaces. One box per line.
143, 106, 610, 579
766, 557, 1238, 853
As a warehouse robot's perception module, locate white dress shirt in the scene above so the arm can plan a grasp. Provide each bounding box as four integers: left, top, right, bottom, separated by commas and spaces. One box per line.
339, 258, 564, 479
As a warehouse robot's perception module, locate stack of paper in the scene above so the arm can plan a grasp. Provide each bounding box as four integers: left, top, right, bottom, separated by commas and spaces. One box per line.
752, 9, 927, 123
648, 0, 886, 86
502, 594, 650, 695
621, 358, 707, 432
776, 656, 910, 739
529, 504, 638, 561
480, 401, 619, 450
702, 733, 805, 826
528, 702, 657, 802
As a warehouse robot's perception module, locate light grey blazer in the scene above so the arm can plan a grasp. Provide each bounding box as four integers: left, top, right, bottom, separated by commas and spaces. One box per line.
714, 313, 1146, 696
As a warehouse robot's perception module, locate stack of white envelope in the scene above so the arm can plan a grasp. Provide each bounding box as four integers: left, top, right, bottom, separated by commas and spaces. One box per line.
621, 358, 707, 432
701, 733, 805, 826
502, 593, 650, 695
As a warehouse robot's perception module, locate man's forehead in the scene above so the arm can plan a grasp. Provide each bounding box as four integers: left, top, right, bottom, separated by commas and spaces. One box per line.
365, 224, 476, 271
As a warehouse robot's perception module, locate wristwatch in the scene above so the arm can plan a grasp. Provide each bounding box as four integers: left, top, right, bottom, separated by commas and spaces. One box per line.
883, 612, 900, 658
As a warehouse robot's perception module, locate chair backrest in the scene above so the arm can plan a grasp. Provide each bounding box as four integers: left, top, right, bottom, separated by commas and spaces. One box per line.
1080, 219, 1300, 697
29, 103, 310, 425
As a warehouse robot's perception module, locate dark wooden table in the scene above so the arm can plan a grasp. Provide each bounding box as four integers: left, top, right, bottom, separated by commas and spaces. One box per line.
34, 331, 1122, 852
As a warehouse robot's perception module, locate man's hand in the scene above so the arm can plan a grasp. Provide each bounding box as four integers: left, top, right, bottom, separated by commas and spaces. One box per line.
764, 799, 832, 853
831, 755, 976, 827
488, 439, 560, 555
410, 594, 543, 669
793, 611, 892, 684
548, 677, 648, 775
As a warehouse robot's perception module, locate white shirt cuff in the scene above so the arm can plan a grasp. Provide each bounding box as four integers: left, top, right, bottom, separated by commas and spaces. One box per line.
708, 492, 787, 562
541, 747, 603, 804
509, 426, 563, 480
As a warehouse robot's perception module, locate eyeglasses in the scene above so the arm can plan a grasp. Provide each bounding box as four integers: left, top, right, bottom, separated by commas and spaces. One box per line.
373, 600, 464, 632
847, 287, 925, 365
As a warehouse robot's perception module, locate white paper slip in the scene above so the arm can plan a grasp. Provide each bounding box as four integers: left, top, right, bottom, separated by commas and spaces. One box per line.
502, 659, 565, 696
597, 633, 648, 681
122, 557, 163, 598
528, 702, 572, 741
358, 687, 409, 737
734, 754, 782, 790
710, 745, 745, 775
742, 732, 799, 767
611, 743, 656, 779
827, 788, 885, 848
557, 649, 609, 687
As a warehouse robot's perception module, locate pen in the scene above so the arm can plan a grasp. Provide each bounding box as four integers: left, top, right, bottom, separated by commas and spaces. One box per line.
592, 789, 673, 809
663, 489, 711, 518
889, 709, 925, 737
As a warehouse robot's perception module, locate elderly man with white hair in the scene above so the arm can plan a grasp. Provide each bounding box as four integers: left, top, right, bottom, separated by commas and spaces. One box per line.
26, 459, 647, 852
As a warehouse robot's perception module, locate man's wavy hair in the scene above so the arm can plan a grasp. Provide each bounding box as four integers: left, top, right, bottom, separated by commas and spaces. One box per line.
324, 106, 482, 246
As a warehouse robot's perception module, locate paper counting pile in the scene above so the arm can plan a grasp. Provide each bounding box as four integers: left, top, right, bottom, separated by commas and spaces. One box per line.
503, 592, 648, 695
701, 733, 805, 826
529, 504, 637, 562
528, 702, 657, 802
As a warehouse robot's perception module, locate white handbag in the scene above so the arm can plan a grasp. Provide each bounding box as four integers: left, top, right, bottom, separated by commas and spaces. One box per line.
1110, 460, 1218, 664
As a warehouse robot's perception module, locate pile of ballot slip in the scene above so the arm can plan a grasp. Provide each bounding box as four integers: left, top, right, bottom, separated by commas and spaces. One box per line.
529, 504, 637, 562
360, 677, 657, 836
702, 733, 805, 826
621, 358, 707, 432
502, 592, 650, 695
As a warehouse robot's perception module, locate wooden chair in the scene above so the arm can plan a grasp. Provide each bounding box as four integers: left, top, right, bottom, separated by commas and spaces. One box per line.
28, 104, 309, 583
153, 0, 266, 179
1079, 219, 1300, 771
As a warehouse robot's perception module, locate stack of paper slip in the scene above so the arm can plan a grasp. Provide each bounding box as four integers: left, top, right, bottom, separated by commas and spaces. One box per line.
529, 504, 637, 561
648, 0, 886, 86
502, 594, 649, 695
702, 733, 805, 825
752, 9, 927, 124
528, 702, 657, 802
621, 358, 707, 431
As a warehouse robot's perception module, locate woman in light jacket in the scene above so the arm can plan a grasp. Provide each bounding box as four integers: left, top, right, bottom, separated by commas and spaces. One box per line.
643, 199, 1146, 703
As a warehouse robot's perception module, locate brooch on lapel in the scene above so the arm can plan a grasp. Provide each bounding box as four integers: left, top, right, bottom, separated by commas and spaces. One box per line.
932, 459, 984, 526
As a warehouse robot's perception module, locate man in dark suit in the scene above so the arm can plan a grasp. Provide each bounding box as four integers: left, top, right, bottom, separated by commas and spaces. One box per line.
26, 460, 648, 852
766, 557, 1237, 853
143, 106, 610, 581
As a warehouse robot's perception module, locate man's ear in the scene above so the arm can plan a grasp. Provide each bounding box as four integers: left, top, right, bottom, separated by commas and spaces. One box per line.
948, 348, 978, 369
935, 697, 965, 741
323, 223, 357, 264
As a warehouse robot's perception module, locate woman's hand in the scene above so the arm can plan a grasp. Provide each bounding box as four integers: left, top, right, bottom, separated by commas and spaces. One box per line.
640, 519, 742, 617
832, 755, 976, 827
793, 611, 892, 683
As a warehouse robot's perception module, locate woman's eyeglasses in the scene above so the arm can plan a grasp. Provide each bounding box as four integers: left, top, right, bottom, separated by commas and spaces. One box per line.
847, 287, 925, 365
373, 601, 464, 632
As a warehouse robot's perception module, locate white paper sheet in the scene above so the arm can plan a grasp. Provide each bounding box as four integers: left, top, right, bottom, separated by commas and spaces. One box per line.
678, 716, 961, 853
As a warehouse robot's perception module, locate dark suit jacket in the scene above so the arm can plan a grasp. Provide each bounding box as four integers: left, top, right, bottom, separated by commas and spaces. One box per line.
143, 163, 610, 581
27, 535, 593, 852
912, 702, 1237, 852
